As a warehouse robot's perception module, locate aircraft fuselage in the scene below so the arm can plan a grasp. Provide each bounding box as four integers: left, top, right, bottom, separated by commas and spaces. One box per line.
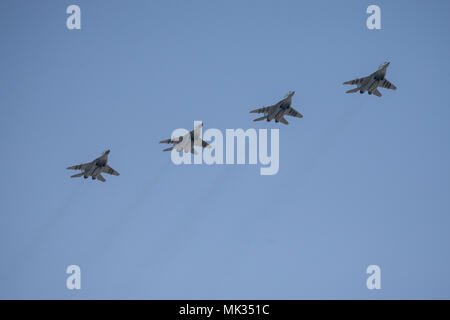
267, 97, 292, 122
83, 156, 108, 179
360, 67, 387, 94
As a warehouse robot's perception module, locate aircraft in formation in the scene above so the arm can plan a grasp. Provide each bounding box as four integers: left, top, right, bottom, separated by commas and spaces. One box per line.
249, 91, 303, 125
66, 149, 120, 182
343, 61, 397, 97
68, 62, 397, 181
159, 122, 211, 155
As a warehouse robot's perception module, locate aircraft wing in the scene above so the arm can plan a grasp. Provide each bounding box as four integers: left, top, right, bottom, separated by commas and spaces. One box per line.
202, 139, 211, 148
343, 77, 368, 85
163, 146, 175, 152
103, 165, 120, 176
67, 162, 91, 170
159, 136, 182, 144
96, 174, 106, 182
194, 139, 211, 148
380, 79, 397, 90
249, 104, 275, 114
286, 107, 303, 118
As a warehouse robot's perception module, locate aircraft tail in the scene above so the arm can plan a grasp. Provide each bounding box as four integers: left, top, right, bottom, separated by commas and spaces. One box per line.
346, 87, 360, 94
372, 88, 382, 97
279, 116, 289, 125
70, 173, 84, 178
163, 146, 175, 152
253, 116, 267, 122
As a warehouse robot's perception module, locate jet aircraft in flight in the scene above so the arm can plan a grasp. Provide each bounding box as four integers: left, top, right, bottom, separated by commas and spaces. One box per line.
250, 91, 303, 125
67, 150, 120, 182
160, 123, 211, 155
343, 62, 397, 97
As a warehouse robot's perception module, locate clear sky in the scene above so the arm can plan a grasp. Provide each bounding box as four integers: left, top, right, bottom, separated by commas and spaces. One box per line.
1, 0, 450, 299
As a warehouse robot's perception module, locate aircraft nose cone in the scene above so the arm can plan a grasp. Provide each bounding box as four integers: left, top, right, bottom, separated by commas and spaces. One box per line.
105, 149, 110, 154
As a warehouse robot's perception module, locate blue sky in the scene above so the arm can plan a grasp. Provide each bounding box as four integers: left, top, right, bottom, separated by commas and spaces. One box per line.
1, 0, 450, 299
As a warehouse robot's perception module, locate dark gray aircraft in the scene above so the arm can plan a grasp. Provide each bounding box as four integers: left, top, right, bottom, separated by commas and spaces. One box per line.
250, 91, 303, 125
343, 62, 397, 97
160, 122, 211, 155
67, 150, 120, 182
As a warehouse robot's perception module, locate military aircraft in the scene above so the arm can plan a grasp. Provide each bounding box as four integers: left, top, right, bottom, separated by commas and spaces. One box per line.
160, 122, 211, 155
249, 91, 303, 125
343, 62, 397, 97
67, 150, 120, 182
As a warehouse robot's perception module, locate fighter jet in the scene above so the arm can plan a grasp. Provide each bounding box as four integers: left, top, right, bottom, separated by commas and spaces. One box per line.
66, 150, 120, 182
249, 91, 303, 125
160, 122, 211, 155
343, 62, 397, 97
